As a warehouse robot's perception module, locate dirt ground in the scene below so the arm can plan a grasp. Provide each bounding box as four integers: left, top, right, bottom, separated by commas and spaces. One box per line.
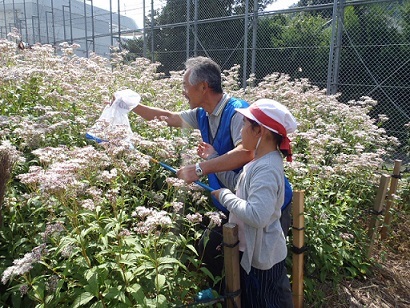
319, 212, 410, 308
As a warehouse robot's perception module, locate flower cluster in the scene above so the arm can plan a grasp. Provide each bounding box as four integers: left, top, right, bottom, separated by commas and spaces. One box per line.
205, 211, 227, 228
41, 222, 65, 241
132, 207, 173, 234
186, 213, 203, 224
1, 244, 48, 284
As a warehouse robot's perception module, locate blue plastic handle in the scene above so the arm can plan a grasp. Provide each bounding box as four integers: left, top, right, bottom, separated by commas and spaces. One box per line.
156, 160, 214, 192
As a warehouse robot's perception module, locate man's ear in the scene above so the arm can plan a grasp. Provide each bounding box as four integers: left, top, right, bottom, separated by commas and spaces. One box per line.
200, 81, 209, 92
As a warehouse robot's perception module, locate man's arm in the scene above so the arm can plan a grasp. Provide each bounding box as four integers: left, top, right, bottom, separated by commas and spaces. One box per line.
176, 145, 254, 183
132, 104, 183, 127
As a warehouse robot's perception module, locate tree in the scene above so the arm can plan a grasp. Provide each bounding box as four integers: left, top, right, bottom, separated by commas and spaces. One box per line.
338, 3, 410, 148
146, 0, 275, 74
253, 13, 331, 84
121, 36, 145, 62
295, 0, 334, 18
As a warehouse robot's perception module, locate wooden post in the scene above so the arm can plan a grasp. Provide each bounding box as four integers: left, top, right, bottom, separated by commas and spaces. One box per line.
367, 174, 390, 257
292, 190, 305, 308
223, 223, 241, 308
380, 160, 402, 240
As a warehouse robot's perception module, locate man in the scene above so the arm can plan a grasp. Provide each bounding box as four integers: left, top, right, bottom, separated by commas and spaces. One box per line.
130, 57, 252, 184
129, 56, 253, 289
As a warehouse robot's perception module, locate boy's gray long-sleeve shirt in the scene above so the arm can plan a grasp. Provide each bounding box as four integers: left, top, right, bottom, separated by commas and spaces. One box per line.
218, 151, 287, 274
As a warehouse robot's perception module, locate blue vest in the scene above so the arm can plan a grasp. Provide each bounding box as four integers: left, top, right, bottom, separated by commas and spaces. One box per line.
197, 97, 249, 213
196, 97, 293, 213
283, 176, 293, 211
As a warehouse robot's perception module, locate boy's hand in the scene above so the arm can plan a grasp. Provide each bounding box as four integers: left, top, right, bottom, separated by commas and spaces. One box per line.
211, 188, 224, 201
197, 142, 217, 159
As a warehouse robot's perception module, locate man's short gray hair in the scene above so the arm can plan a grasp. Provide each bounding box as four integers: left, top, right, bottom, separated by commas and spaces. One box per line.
185, 56, 223, 93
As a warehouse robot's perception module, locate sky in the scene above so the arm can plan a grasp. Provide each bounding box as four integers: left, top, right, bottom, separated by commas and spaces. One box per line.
266, 0, 299, 11
92, 0, 299, 28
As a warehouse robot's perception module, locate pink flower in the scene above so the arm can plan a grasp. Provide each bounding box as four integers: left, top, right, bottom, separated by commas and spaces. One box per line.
1, 244, 48, 284
186, 213, 203, 224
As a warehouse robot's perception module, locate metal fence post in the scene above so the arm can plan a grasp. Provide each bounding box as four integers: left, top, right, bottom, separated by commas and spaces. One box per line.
242, 0, 249, 89
327, 0, 345, 95
185, 0, 190, 60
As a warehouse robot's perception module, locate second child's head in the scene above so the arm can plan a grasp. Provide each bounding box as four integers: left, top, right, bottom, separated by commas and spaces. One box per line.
236, 99, 298, 161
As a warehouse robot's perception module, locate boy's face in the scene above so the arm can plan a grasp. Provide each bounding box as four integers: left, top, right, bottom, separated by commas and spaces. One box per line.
241, 117, 260, 151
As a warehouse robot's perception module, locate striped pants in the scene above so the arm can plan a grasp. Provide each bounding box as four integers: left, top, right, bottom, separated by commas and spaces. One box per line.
240, 259, 293, 308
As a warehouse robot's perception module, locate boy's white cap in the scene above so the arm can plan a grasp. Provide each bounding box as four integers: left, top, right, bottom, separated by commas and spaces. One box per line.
236, 99, 298, 161
236, 98, 297, 134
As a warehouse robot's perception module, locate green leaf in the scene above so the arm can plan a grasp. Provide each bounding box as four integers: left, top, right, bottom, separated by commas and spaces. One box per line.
155, 294, 168, 307
118, 259, 137, 266
136, 262, 155, 274
32, 283, 45, 302
185, 244, 199, 255
157, 257, 182, 265
12, 237, 30, 252
200, 267, 214, 280
71, 292, 95, 308
104, 287, 131, 305
126, 283, 146, 303
101, 235, 109, 248
84, 271, 99, 297
124, 271, 134, 282
155, 274, 166, 290
346, 267, 356, 277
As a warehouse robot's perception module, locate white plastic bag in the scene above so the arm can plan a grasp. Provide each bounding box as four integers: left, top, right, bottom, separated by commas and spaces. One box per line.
86, 89, 141, 143
112, 89, 141, 112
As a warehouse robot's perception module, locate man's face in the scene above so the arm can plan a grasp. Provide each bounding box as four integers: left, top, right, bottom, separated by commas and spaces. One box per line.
182, 70, 204, 109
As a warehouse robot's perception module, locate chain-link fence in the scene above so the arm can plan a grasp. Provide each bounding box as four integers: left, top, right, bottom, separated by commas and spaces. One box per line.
1, 0, 409, 160
139, 0, 409, 161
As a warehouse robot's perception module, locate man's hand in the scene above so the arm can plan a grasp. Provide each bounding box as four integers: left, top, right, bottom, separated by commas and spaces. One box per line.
176, 164, 200, 184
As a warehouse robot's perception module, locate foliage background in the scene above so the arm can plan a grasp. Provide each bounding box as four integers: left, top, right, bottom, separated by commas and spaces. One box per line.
0, 38, 409, 307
